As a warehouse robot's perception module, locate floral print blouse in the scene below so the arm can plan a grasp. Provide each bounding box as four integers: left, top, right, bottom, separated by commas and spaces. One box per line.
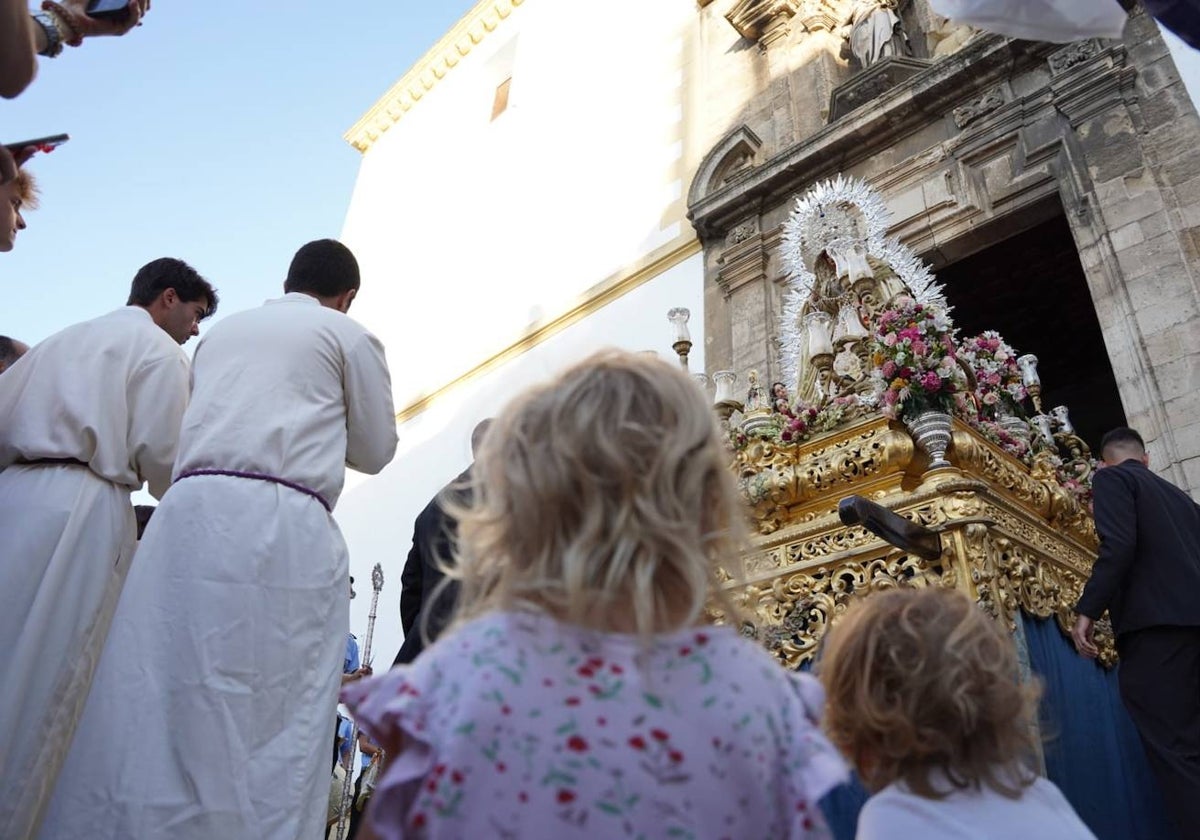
342, 611, 847, 840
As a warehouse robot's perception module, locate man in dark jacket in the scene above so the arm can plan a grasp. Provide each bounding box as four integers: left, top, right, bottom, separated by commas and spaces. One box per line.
1072, 426, 1200, 834
393, 419, 491, 666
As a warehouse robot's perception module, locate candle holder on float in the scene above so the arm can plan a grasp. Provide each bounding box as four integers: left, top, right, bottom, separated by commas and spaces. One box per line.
667, 308, 693, 372
1017, 354, 1043, 414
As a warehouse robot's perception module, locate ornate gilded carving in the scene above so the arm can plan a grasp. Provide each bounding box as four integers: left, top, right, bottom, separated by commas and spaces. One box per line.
725, 415, 1114, 669
738, 549, 956, 667
735, 418, 916, 534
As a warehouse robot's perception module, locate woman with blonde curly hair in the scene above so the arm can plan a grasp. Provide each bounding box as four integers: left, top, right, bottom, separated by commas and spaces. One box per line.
343, 349, 847, 840
819, 587, 1094, 838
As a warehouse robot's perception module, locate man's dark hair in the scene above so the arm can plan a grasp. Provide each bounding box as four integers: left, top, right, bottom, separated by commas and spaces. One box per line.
0, 336, 21, 368
1100, 427, 1146, 459
284, 239, 360, 297
126, 258, 218, 317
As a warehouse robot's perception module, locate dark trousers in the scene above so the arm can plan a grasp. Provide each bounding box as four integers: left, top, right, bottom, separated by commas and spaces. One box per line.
347, 771, 367, 840
1118, 626, 1200, 836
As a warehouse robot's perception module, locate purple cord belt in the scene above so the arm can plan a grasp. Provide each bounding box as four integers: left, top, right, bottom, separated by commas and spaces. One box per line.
175, 469, 332, 512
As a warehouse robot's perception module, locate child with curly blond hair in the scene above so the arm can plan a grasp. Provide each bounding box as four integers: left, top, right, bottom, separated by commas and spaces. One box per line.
343, 349, 847, 840
819, 587, 1095, 839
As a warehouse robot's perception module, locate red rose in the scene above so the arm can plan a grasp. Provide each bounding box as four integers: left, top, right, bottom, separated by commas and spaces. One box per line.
679, 646, 692, 656
629, 736, 647, 750
669, 750, 684, 763
411, 813, 427, 829
578, 666, 595, 678
567, 735, 589, 752
610, 664, 623, 674
557, 789, 576, 804
695, 633, 709, 646
425, 780, 437, 792
651, 728, 669, 742
496, 762, 507, 773
451, 770, 464, 784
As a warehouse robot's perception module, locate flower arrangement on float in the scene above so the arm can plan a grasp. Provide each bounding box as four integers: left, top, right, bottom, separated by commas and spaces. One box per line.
727, 394, 855, 450
777, 397, 857, 443
957, 331, 1028, 420
870, 298, 963, 422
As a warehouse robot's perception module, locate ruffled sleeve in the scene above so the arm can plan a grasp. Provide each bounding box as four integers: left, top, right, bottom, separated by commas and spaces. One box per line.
782, 671, 850, 837
340, 664, 441, 840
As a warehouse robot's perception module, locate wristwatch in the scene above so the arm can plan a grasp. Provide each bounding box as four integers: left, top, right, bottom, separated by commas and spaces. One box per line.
31, 10, 64, 58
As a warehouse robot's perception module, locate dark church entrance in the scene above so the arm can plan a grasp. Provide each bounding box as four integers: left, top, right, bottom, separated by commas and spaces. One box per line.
934, 212, 1127, 452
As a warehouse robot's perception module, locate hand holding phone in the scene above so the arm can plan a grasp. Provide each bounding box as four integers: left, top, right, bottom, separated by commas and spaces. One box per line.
52, 0, 148, 39
85, 0, 131, 23
3, 134, 69, 158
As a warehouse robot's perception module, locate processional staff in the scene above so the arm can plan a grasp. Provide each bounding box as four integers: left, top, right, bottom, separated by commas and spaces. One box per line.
336, 563, 384, 840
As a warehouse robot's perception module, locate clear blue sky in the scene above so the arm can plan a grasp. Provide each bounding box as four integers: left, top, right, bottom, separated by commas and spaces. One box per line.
2, 0, 476, 345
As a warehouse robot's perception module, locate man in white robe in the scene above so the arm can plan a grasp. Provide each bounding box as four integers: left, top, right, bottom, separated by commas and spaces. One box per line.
0, 257, 217, 839
42, 239, 398, 840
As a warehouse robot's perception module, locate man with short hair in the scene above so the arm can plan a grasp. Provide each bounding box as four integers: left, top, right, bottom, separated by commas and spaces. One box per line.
394, 418, 491, 665
0, 257, 216, 838
0, 165, 36, 252
44, 239, 398, 840
1072, 426, 1200, 835
0, 334, 28, 372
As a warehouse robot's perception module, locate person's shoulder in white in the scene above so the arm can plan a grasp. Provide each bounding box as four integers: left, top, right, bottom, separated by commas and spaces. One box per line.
856, 775, 1097, 840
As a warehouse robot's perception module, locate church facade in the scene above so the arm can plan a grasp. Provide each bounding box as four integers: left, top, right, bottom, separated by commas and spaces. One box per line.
335, 0, 1200, 654
691, 0, 1200, 494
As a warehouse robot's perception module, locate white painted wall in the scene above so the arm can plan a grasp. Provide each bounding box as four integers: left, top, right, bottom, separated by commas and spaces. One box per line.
335, 0, 705, 662
341, 0, 696, 409
336, 253, 704, 666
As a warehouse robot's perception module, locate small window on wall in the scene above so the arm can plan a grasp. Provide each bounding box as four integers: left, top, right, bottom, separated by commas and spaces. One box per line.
491, 77, 512, 121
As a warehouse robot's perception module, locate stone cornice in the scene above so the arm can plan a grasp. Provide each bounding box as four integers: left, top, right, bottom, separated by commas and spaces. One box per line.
344, 0, 525, 153
688, 34, 1064, 240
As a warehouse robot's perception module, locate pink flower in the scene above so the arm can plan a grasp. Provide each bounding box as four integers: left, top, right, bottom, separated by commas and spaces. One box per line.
921, 371, 942, 392
911, 339, 928, 357
881, 360, 897, 379
883, 333, 898, 347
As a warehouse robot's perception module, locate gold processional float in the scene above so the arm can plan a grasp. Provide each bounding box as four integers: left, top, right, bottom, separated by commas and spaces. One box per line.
668, 176, 1111, 669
